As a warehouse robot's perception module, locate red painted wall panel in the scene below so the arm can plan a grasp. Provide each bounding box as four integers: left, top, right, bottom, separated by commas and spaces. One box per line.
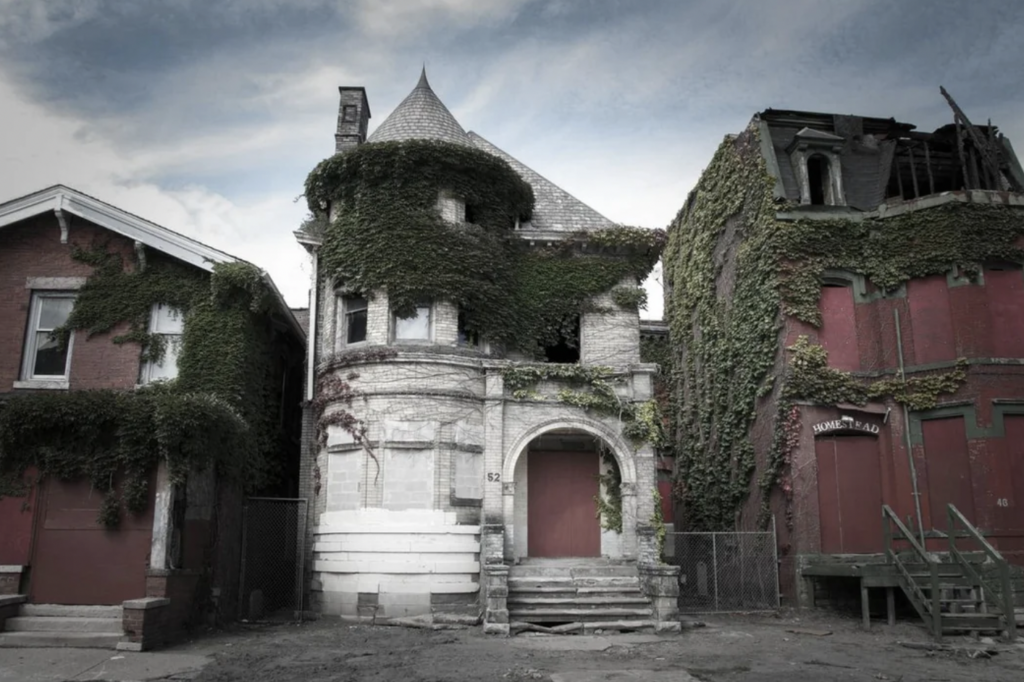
1003, 416, 1024, 530
985, 267, 1024, 358
907, 276, 956, 365
948, 282, 990, 358
818, 285, 859, 371
0, 470, 38, 566
920, 417, 975, 523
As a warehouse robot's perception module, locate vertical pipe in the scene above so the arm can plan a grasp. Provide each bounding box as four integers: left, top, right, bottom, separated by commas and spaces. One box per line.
305, 250, 319, 402
712, 533, 719, 612
894, 308, 926, 546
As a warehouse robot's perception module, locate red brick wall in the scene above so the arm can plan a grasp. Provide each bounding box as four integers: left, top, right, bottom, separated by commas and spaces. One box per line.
0, 214, 142, 391
0, 468, 38, 566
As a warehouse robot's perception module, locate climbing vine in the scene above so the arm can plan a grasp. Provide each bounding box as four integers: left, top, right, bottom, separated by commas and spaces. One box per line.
664, 121, 1023, 531
594, 449, 622, 533
0, 246, 296, 527
305, 140, 664, 357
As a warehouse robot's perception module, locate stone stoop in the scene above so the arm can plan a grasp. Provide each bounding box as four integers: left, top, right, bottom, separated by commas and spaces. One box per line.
507, 560, 660, 633
0, 604, 124, 648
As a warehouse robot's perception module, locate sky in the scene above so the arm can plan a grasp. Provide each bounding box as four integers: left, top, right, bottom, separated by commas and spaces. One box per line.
1, 0, 1022, 319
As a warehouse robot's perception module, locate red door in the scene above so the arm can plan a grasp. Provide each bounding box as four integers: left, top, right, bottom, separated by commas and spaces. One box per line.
528, 451, 600, 557
29, 477, 154, 604
816, 436, 883, 553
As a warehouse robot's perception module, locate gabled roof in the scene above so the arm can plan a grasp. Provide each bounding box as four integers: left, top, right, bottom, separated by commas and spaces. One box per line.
469, 133, 616, 233
367, 68, 471, 147
0, 185, 304, 341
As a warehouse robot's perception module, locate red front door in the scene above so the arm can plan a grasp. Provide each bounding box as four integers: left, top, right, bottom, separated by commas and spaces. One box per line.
527, 450, 601, 557
815, 436, 883, 553
29, 477, 153, 604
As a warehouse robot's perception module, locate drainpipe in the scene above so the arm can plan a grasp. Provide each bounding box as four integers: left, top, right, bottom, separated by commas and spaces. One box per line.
894, 308, 926, 547
306, 250, 319, 402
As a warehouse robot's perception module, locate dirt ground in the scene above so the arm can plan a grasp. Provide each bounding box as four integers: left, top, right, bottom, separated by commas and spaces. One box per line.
179, 609, 1024, 682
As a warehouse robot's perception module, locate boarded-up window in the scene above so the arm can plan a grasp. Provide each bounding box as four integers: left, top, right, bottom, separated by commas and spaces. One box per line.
452, 451, 483, 501
985, 264, 1024, 358
920, 417, 974, 525
908, 276, 956, 364
383, 449, 434, 510
818, 283, 859, 371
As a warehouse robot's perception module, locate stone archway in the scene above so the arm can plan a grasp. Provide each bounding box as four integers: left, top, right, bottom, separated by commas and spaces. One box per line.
502, 418, 638, 561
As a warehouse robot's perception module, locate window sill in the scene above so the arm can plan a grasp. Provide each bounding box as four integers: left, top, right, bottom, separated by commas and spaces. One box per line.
13, 379, 69, 390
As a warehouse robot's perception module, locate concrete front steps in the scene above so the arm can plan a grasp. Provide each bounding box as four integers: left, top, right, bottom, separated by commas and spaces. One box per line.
508, 559, 656, 633
0, 604, 124, 648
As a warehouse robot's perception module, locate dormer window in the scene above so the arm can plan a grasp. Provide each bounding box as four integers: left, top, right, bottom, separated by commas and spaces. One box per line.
787, 128, 846, 207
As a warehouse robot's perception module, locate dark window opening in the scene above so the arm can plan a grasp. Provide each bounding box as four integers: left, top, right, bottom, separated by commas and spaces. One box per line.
345, 295, 368, 344
807, 154, 830, 205
342, 105, 357, 122
464, 204, 478, 224
984, 260, 1021, 272
543, 316, 580, 363
457, 311, 479, 347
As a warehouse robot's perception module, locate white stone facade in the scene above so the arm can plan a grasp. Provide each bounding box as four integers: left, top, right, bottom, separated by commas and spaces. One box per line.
302, 272, 658, 622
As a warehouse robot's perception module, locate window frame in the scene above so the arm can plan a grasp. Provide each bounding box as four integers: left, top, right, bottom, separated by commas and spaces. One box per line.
393, 302, 433, 343
139, 303, 185, 385
338, 294, 369, 348
21, 292, 77, 382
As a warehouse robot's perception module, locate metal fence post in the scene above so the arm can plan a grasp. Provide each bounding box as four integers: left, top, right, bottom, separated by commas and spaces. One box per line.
712, 532, 719, 612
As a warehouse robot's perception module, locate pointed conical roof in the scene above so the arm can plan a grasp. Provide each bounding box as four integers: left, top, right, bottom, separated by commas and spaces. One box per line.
367, 68, 471, 146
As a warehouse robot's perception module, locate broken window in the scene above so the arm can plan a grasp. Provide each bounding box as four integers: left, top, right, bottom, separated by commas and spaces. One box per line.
543, 315, 580, 363
457, 310, 479, 347
807, 154, 830, 205
339, 294, 368, 346
394, 303, 432, 341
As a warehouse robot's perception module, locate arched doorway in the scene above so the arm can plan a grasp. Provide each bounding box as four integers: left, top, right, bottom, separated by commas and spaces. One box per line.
517, 430, 612, 558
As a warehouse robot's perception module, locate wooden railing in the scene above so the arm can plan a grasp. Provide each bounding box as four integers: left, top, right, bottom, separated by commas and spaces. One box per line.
883, 505, 942, 639
947, 504, 1016, 642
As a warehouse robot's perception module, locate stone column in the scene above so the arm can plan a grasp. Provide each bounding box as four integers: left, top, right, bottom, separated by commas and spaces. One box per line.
482, 372, 504, 526
482, 563, 510, 636
638, 564, 681, 633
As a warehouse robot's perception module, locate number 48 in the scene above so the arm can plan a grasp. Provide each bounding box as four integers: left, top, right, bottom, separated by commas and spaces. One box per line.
996, 498, 1010, 508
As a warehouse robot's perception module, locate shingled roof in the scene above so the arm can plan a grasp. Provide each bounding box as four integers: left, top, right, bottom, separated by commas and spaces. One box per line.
365, 70, 616, 233
469, 133, 615, 233
367, 68, 471, 146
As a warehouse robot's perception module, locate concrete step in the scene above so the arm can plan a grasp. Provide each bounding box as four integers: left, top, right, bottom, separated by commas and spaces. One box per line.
508, 596, 651, 609
508, 608, 654, 624
0, 631, 123, 649
571, 566, 639, 578
6, 616, 122, 633
19, 604, 122, 619
508, 586, 646, 599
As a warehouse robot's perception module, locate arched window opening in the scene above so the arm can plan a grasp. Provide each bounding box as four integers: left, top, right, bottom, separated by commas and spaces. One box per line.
807, 154, 831, 205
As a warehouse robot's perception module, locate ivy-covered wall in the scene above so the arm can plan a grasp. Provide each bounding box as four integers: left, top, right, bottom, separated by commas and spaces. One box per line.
0, 240, 304, 527
664, 120, 1024, 532
305, 139, 664, 358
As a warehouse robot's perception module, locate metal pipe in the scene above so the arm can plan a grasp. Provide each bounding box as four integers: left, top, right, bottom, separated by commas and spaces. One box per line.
305, 250, 319, 402
894, 308, 926, 547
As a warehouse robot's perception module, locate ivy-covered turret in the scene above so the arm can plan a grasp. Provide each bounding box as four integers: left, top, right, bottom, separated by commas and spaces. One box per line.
295, 70, 675, 632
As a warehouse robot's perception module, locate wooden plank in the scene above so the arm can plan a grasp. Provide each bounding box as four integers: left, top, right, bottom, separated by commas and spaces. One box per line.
861, 582, 871, 629
887, 587, 896, 626
924, 141, 935, 195
955, 117, 970, 189
908, 146, 921, 198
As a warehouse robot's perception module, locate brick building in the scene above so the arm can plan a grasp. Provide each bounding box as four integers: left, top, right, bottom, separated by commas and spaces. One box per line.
665, 98, 1024, 630
297, 70, 678, 633
0, 186, 304, 648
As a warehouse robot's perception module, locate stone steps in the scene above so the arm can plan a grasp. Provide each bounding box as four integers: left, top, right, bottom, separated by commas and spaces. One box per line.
0, 604, 123, 649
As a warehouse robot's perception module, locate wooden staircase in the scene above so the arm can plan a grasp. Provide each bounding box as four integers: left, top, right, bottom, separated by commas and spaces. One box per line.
884, 504, 1019, 641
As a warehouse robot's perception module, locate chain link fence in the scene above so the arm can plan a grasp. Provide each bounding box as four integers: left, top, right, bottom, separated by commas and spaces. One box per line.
238, 497, 307, 621
664, 520, 780, 613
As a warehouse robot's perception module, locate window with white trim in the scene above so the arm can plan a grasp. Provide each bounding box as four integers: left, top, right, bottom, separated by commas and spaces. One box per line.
394, 303, 432, 341
22, 293, 75, 380
141, 304, 184, 383
337, 294, 368, 346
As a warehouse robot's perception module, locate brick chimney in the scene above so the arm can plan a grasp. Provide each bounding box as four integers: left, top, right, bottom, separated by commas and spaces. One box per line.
335, 87, 370, 154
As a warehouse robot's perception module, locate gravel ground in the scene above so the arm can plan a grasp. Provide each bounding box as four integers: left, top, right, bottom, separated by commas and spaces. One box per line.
180, 610, 1024, 682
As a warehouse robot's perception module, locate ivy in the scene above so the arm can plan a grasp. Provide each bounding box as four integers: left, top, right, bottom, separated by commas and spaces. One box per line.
594, 449, 622, 533
650, 487, 667, 558
0, 247, 293, 527
664, 122, 1014, 531
611, 285, 648, 310
305, 140, 664, 357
